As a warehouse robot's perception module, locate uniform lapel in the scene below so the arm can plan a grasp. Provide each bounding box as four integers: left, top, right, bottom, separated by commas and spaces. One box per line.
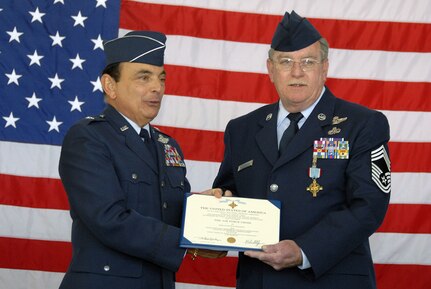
273, 90, 336, 170
255, 103, 279, 166
103, 105, 158, 173
151, 127, 166, 169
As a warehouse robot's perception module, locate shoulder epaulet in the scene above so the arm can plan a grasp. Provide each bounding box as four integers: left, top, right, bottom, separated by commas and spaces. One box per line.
152, 126, 172, 143
83, 114, 106, 124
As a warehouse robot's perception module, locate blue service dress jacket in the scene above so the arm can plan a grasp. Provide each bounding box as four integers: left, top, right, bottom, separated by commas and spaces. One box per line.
213, 88, 391, 289
58, 105, 190, 289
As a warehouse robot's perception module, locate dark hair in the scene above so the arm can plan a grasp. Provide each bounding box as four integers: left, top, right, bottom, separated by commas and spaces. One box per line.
102, 62, 121, 82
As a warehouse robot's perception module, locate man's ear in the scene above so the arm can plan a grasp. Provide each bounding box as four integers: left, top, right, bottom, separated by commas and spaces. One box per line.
267, 58, 275, 83
101, 74, 116, 99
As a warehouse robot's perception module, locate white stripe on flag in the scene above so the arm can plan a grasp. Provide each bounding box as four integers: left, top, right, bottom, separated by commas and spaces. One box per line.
0, 205, 71, 242
154, 96, 431, 142
120, 29, 431, 82
1, 142, 430, 205
370, 232, 431, 265
0, 269, 63, 289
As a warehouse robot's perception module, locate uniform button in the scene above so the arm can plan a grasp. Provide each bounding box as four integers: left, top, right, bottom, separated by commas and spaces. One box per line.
163, 202, 168, 209
131, 173, 138, 180
180, 181, 184, 186
103, 265, 110, 271
160, 181, 165, 187
269, 184, 278, 192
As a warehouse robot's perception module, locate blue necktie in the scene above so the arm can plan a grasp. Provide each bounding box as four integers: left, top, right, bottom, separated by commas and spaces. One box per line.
279, 112, 303, 156
139, 128, 157, 160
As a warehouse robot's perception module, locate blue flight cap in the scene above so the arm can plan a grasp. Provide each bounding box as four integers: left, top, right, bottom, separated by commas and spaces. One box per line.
103, 31, 166, 66
271, 11, 321, 52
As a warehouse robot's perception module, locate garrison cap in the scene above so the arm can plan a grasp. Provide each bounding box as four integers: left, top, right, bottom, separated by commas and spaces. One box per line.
103, 31, 166, 66
271, 11, 321, 52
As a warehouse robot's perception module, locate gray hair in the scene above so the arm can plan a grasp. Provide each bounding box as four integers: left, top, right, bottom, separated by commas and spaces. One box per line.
268, 38, 329, 61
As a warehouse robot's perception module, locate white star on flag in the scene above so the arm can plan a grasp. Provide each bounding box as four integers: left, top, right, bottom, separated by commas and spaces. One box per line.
48, 73, 65, 89
5, 69, 22, 85
29, 7, 45, 23
91, 77, 103, 92
91, 34, 104, 50
3, 112, 20, 128
27, 50, 44, 66
46, 116, 63, 132
71, 11, 88, 27
68, 96, 85, 112
25, 92, 43, 108
70, 53, 86, 70
7, 27, 23, 43
96, 0, 108, 8
50, 31, 66, 47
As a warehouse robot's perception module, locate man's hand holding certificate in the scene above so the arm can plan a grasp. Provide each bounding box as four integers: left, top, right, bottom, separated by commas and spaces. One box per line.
180, 192, 280, 251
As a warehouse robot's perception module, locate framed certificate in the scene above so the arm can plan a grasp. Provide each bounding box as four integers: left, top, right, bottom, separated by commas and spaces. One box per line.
180, 193, 280, 251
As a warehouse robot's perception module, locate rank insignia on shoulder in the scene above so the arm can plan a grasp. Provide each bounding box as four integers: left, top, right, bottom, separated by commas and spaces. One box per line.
313, 138, 349, 159
371, 145, 391, 194
85, 116, 95, 120
164, 144, 186, 167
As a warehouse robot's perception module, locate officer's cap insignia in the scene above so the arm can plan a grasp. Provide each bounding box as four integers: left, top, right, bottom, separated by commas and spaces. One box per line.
332, 116, 347, 125
120, 125, 129, 131
266, 113, 272, 121
371, 145, 391, 194
158, 135, 169, 144
317, 113, 326, 121
328, 127, 341, 135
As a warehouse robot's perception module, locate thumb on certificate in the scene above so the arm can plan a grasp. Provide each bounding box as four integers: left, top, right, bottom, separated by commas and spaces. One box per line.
199, 188, 224, 198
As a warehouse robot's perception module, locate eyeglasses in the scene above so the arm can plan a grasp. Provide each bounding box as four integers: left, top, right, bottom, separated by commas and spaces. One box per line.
271, 57, 323, 72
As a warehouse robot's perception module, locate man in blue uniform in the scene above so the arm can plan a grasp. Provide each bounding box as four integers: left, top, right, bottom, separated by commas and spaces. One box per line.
213, 11, 391, 289
58, 31, 190, 289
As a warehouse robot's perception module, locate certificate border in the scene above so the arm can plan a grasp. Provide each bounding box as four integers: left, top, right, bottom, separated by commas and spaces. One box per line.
179, 193, 281, 252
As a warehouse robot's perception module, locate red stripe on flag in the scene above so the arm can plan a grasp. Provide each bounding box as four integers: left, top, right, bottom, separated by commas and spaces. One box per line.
177, 254, 237, 286
378, 204, 431, 234
389, 142, 431, 173
164, 65, 431, 112
326, 79, 431, 112
120, 2, 431, 52
157, 126, 225, 163
375, 264, 431, 289
0, 174, 69, 210
158, 126, 431, 173
0, 237, 71, 273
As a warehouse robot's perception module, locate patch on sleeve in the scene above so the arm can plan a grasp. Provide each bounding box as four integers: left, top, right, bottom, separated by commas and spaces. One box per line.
371, 145, 391, 193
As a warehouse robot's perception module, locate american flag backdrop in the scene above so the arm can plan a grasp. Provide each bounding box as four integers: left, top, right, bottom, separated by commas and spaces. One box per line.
1, 0, 430, 289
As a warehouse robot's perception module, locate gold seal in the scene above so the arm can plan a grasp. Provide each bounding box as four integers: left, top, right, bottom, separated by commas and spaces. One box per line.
227, 237, 236, 243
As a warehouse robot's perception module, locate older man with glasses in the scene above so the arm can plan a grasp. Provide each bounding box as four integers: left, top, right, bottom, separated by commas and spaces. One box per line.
212, 10, 391, 289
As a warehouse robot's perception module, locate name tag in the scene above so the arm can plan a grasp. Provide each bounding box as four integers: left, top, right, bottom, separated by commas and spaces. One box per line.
238, 160, 253, 172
